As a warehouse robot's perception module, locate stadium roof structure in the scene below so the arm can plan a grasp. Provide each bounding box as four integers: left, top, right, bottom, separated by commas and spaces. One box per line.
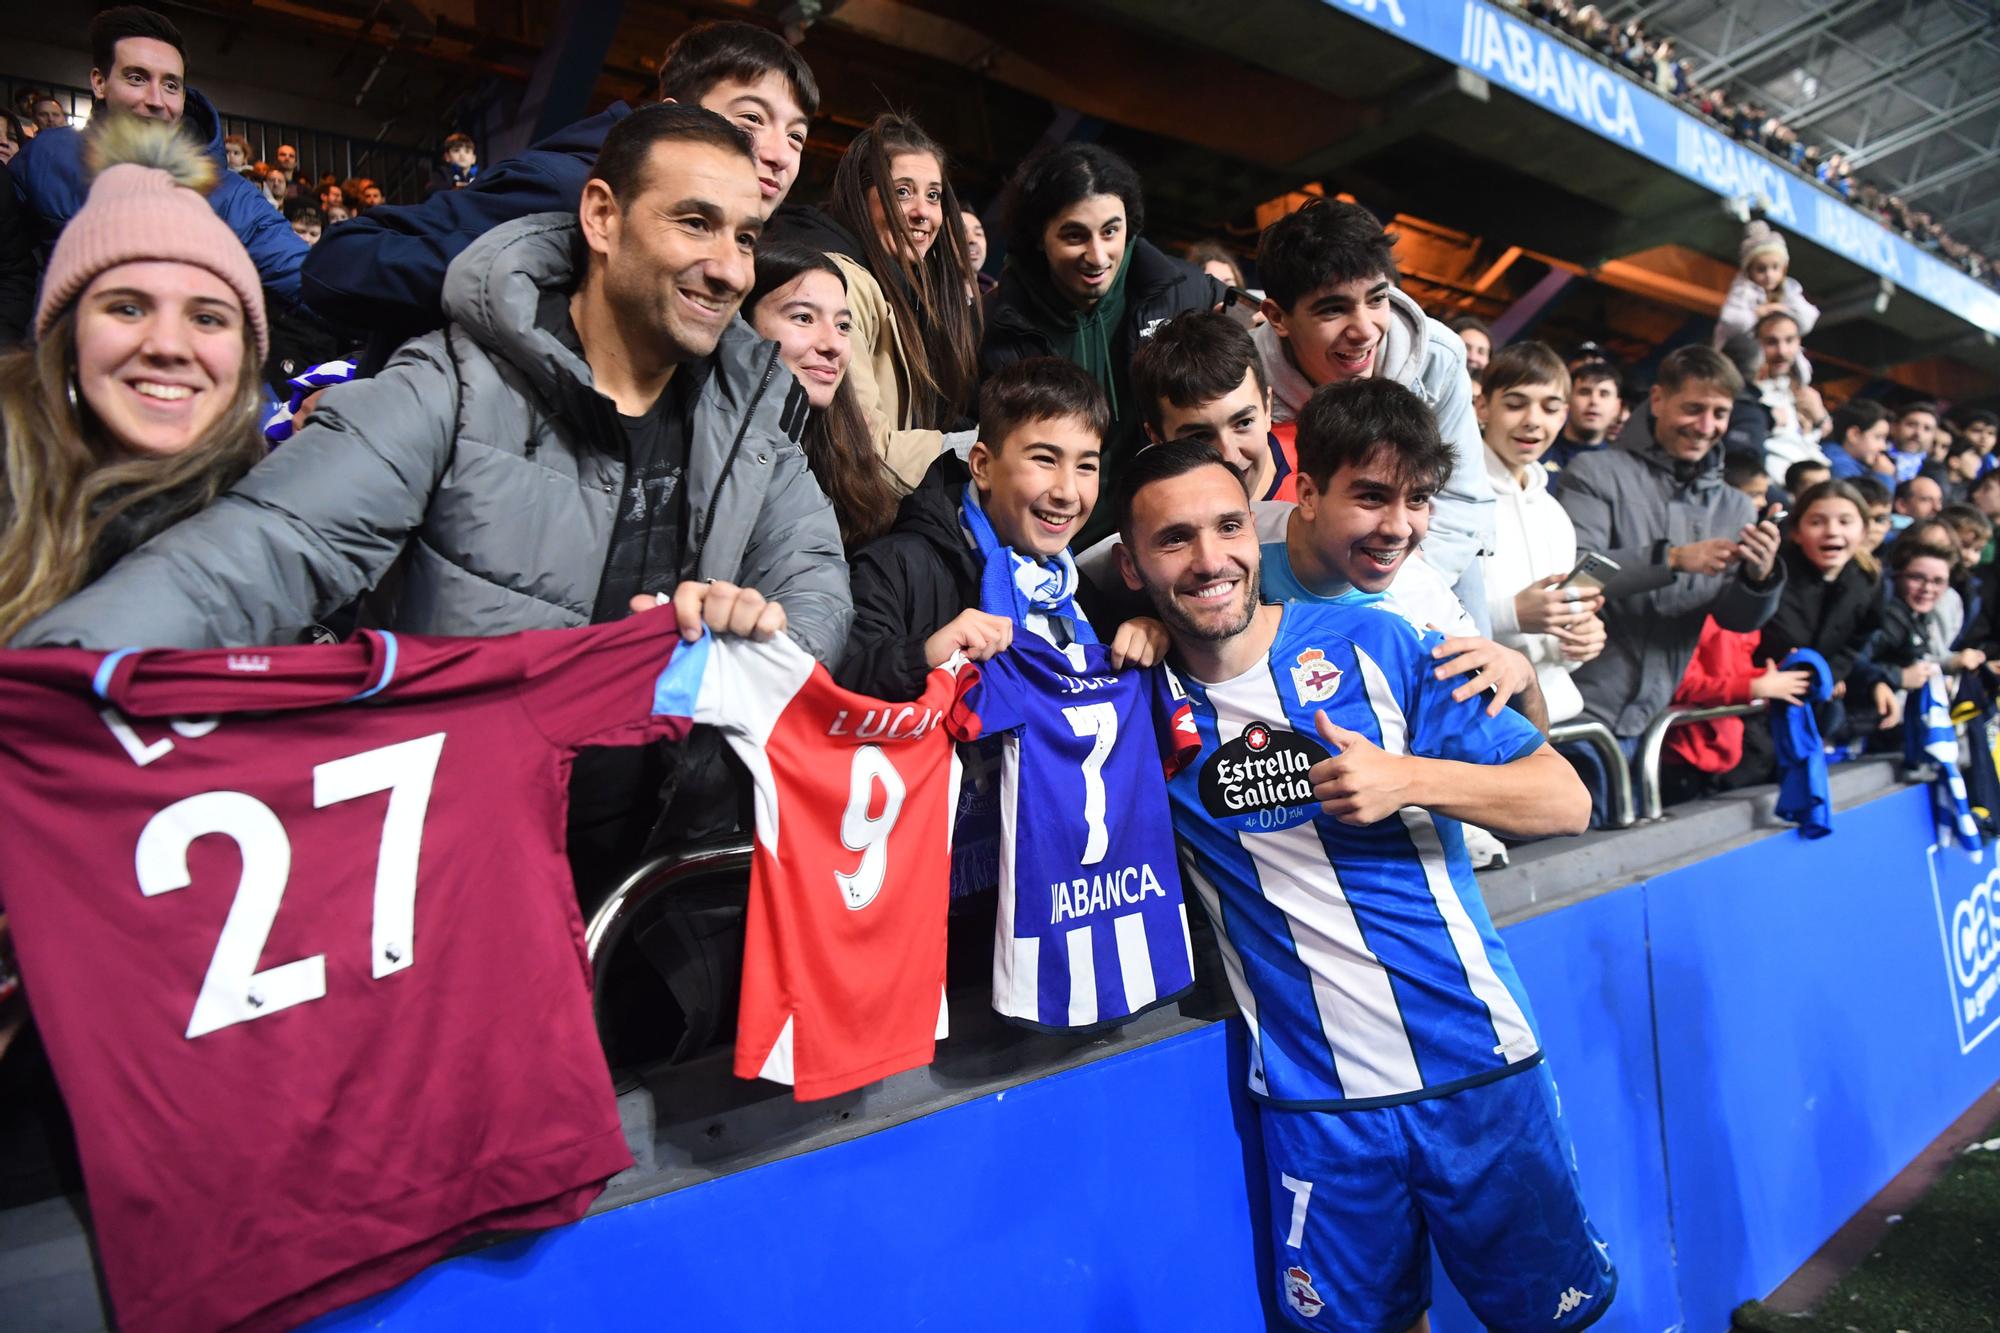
1611, 0, 2000, 263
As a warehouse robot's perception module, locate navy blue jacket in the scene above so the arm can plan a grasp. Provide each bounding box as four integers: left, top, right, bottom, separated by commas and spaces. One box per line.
11, 88, 306, 310
301, 102, 633, 342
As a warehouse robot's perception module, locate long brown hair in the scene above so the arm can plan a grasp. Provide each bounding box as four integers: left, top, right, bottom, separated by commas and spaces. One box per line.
748, 245, 899, 549
0, 310, 266, 642
826, 113, 979, 427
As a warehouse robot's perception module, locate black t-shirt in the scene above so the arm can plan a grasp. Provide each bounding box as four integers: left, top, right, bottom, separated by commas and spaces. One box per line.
590, 380, 692, 622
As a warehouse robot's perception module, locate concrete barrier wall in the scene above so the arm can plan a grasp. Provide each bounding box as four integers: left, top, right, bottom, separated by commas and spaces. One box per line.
308, 782, 2000, 1333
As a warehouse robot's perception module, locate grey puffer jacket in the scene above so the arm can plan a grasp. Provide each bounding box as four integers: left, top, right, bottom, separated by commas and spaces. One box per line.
20, 213, 852, 660
1556, 412, 1785, 737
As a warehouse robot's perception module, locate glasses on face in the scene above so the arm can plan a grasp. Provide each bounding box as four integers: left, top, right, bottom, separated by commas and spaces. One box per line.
1899, 572, 1950, 590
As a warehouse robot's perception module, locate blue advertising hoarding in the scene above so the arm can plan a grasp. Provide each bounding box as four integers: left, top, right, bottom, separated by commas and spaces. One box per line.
1322, 0, 2000, 334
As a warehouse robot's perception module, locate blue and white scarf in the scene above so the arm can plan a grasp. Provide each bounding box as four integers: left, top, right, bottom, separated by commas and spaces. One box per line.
262, 359, 358, 444
1908, 674, 1983, 847
960, 484, 1097, 643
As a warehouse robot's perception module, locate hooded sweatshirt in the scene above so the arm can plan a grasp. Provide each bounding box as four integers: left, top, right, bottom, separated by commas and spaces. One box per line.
1556, 411, 1786, 737
1253, 286, 1496, 618
1481, 448, 1586, 723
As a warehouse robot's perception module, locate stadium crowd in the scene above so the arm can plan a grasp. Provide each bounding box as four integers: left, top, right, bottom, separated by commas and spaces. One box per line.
1505, 0, 1998, 287
3, 6, 1999, 1331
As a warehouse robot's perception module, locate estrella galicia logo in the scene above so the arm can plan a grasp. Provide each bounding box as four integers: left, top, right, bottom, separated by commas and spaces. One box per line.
1928, 843, 2000, 1053
1199, 722, 1327, 834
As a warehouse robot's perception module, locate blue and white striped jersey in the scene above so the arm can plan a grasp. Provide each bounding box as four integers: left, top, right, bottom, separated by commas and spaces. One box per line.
1168, 601, 1546, 1108
970, 635, 1200, 1030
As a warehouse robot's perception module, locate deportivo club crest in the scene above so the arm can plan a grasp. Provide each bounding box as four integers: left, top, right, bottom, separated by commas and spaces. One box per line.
1284, 1265, 1325, 1318
1290, 649, 1342, 705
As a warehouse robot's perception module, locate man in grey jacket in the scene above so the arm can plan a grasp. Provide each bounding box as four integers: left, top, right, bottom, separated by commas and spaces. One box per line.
20, 104, 850, 881
1254, 199, 1497, 632
1556, 345, 1784, 740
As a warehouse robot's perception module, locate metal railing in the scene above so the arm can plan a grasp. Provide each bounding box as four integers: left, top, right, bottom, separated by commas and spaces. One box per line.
1634, 702, 1767, 821
583, 836, 755, 993
3, 75, 437, 205
1549, 718, 1637, 829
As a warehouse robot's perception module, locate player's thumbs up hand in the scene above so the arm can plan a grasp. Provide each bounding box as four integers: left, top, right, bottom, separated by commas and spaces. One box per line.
1315, 710, 1363, 753
1310, 711, 1414, 827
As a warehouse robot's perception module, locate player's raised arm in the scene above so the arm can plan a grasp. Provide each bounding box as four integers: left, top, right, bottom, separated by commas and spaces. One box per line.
1310, 713, 1588, 837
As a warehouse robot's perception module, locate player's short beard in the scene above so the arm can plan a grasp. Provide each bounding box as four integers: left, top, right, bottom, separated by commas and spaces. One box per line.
1144, 561, 1260, 644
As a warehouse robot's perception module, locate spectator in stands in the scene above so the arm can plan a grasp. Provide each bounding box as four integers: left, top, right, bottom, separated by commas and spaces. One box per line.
0, 119, 267, 643
1942, 441, 1983, 506
837, 357, 1162, 701
322, 201, 350, 226
1713, 220, 1819, 351
317, 181, 343, 214
222, 133, 247, 173
15, 106, 850, 886
1544, 359, 1620, 473
960, 206, 998, 302
1750, 312, 1827, 479
287, 205, 322, 247
1658, 614, 1818, 804
1252, 198, 1495, 627
1852, 474, 1892, 552
0, 115, 22, 168
254, 164, 286, 209
1478, 343, 1605, 725
1557, 344, 1785, 741
31, 98, 67, 132
12, 88, 48, 124
1893, 475, 1944, 528
1184, 241, 1245, 290
1957, 408, 1997, 469
1887, 401, 1940, 483
1130, 311, 1293, 502
1823, 398, 1892, 480
441, 132, 478, 188
1941, 504, 1992, 572
1784, 459, 1831, 499
771, 112, 979, 491
303, 20, 818, 356
981, 143, 1221, 547
1447, 315, 1493, 378
0, 159, 31, 347
274, 143, 297, 178
1853, 535, 1970, 729
1972, 470, 2000, 525
746, 244, 898, 550
357, 180, 384, 210
10, 8, 307, 312
1724, 453, 1769, 507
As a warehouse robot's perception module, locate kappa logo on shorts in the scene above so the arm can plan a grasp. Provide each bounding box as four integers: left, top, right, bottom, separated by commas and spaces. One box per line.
1282, 1265, 1325, 1319
1553, 1285, 1593, 1318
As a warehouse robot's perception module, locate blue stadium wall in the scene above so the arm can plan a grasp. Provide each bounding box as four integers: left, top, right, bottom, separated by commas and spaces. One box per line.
306, 782, 2000, 1333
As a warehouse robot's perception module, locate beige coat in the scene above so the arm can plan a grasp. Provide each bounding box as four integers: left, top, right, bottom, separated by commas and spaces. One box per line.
830, 252, 946, 490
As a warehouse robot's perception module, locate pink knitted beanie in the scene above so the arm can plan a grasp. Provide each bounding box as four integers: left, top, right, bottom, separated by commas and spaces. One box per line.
35, 119, 269, 360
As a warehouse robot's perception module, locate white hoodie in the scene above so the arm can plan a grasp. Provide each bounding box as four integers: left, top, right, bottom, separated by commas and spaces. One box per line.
1480, 447, 1586, 724
1253, 286, 1495, 600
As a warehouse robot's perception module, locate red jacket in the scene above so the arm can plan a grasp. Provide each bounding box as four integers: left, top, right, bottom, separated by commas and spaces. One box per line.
1665, 616, 1761, 772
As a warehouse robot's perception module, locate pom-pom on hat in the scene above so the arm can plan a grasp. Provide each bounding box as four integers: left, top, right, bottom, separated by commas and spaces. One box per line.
34, 116, 268, 360
1739, 219, 1789, 269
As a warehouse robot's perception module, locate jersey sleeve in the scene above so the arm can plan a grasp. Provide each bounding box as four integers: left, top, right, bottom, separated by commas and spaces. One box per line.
943, 656, 985, 743
961, 647, 1025, 738
1405, 628, 1546, 766
512, 612, 705, 750
643, 628, 818, 748
1151, 665, 1201, 777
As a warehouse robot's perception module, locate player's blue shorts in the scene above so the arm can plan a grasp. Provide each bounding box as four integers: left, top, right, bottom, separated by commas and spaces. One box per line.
1259, 1062, 1615, 1332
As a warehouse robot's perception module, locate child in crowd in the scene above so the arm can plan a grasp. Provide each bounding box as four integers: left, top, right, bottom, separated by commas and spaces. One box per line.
1824, 398, 1892, 480
1785, 458, 1831, 501
1972, 470, 2000, 524
1714, 219, 1820, 349
442, 132, 478, 188
287, 206, 322, 247
1477, 343, 1607, 726
1943, 441, 1983, 505
1852, 474, 1892, 553
1724, 452, 1770, 508
837, 356, 1156, 702
745, 244, 899, 551
222, 133, 249, 173
1130, 311, 1295, 502
1855, 528, 1984, 731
